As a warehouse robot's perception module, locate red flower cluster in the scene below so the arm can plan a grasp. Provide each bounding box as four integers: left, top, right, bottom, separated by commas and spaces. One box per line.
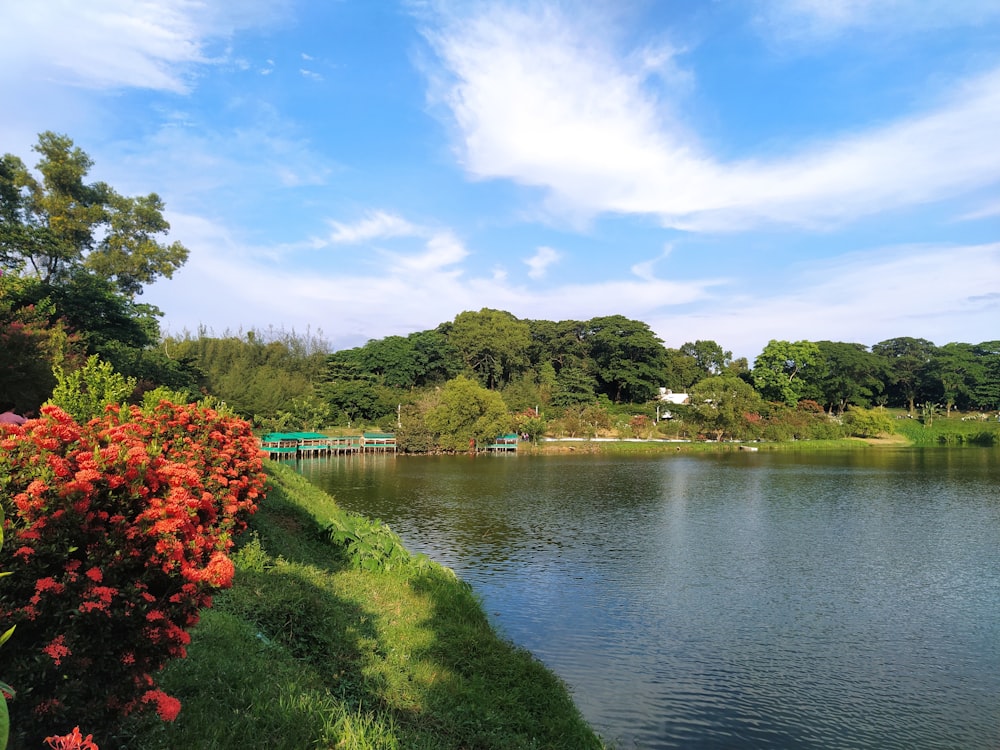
0, 401, 265, 743
44, 725, 99, 750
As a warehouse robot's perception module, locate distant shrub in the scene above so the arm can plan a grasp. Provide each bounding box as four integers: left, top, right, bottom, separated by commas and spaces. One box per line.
938, 430, 998, 446
797, 400, 825, 414
843, 407, 895, 438
46, 355, 136, 423
807, 419, 846, 440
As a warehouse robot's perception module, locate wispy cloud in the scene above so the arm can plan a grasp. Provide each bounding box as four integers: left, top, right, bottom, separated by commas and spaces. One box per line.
651, 242, 1000, 356
323, 210, 469, 274
380, 229, 470, 272
102, 118, 334, 206
525, 246, 561, 279
756, 0, 1000, 43
326, 211, 421, 244
423, 4, 1000, 231
957, 199, 1000, 221
0, 0, 286, 93
144, 212, 720, 346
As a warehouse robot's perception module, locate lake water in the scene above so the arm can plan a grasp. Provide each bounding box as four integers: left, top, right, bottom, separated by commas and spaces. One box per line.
294, 449, 1000, 749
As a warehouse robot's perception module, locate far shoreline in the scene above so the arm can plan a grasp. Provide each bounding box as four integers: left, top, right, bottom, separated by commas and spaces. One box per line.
511, 436, 900, 455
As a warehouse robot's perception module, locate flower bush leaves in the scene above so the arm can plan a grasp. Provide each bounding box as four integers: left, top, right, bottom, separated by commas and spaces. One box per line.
0, 401, 265, 745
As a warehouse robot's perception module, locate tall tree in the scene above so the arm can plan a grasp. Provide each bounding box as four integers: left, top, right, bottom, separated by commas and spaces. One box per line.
872, 337, 936, 413
752, 340, 821, 405
425, 375, 512, 451
971, 341, 1000, 409
526, 318, 589, 373
806, 341, 887, 414
929, 342, 985, 416
407, 328, 462, 386
448, 308, 532, 389
585, 315, 668, 402
0, 132, 188, 295
689, 375, 764, 442
680, 340, 733, 377
359, 335, 424, 389
663, 348, 704, 390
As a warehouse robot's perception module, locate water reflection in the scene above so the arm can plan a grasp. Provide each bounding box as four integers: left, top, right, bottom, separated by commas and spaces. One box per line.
297, 450, 1000, 749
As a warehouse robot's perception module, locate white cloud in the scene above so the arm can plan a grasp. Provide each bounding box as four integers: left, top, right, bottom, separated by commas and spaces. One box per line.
144, 210, 998, 360
0, 0, 287, 93
652, 243, 1000, 358
381, 229, 470, 272
144, 212, 721, 348
326, 211, 421, 244
631, 246, 673, 281
525, 246, 561, 279
300, 69, 324, 82
323, 210, 470, 273
423, 4, 1000, 231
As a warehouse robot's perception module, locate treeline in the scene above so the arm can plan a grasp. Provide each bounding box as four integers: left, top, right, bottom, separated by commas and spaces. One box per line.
3, 133, 999, 450
155, 309, 1000, 448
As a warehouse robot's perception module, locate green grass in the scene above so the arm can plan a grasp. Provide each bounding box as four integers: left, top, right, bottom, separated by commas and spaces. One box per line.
890, 413, 1000, 446
123, 462, 604, 750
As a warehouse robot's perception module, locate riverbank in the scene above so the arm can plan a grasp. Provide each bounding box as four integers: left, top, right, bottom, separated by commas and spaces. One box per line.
125, 462, 604, 749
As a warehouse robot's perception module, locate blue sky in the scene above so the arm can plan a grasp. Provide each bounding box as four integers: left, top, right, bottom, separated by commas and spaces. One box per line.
2, 0, 998, 360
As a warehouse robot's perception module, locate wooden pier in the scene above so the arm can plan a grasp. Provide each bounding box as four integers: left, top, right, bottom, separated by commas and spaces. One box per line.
259, 431, 395, 459
485, 433, 519, 452
362, 432, 397, 452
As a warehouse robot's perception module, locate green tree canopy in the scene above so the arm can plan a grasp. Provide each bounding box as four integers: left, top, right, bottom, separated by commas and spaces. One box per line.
872, 337, 936, 413
0, 132, 188, 295
680, 340, 733, 377
928, 342, 986, 416
448, 309, 532, 389
752, 339, 821, 405
358, 335, 424, 389
526, 318, 589, 374
425, 375, 512, 451
971, 341, 1000, 409
805, 341, 887, 414
688, 375, 764, 442
585, 315, 668, 402
0, 273, 73, 412
663, 348, 704, 390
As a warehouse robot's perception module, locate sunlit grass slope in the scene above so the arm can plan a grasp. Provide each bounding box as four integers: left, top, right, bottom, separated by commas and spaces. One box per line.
127, 462, 605, 750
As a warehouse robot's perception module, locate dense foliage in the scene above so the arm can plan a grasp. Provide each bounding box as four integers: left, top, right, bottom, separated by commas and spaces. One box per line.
158, 310, 1000, 450
1, 134, 202, 414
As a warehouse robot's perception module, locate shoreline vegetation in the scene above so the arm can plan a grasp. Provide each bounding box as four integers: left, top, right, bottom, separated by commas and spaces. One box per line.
126, 462, 605, 750
522, 434, 914, 454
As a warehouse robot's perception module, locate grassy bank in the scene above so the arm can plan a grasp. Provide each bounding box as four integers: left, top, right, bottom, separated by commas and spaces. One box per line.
890, 415, 1000, 446
125, 462, 604, 749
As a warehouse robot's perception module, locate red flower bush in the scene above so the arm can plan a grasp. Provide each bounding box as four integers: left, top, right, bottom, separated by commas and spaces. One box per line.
0, 401, 265, 744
